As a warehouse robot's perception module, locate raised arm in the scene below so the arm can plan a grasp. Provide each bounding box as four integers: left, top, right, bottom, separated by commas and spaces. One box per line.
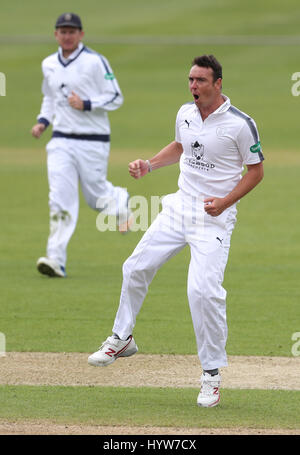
128, 141, 183, 179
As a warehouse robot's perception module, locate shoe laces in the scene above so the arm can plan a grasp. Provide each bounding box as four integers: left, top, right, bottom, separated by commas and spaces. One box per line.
99, 336, 118, 350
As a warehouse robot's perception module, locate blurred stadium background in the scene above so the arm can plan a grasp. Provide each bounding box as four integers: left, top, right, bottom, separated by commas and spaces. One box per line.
0, 0, 299, 431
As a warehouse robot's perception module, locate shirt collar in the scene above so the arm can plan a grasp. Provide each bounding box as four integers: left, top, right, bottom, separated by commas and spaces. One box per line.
214, 94, 231, 114
58, 42, 84, 64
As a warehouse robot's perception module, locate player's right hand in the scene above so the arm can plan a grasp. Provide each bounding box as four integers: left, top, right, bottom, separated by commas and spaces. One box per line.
31, 123, 46, 139
128, 159, 149, 179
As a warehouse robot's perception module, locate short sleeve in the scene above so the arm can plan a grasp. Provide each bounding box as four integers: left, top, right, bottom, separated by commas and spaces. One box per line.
236, 118, 264, 165
175, 108, 182, 143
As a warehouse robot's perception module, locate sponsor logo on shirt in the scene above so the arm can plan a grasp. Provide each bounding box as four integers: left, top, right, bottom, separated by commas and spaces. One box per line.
104, 72, 115, 80
250, 141, 262, 153
184, 141, 216, 172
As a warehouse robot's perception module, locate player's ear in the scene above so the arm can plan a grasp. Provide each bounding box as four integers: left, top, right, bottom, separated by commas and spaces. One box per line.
215, 78, 222, 91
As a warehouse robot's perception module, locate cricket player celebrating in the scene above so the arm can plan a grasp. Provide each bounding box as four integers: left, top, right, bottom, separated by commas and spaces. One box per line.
31, 13, 130, 277
88, 55, 264, 407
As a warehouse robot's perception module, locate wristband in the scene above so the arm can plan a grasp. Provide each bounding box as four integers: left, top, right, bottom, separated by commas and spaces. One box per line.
38, 117, 50, 128
146, 159, 152, 173
83, 100, 92, 111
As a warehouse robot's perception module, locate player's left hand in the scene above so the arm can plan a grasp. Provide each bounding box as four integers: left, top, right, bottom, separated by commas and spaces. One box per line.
68, 91, 84, 110
204, 197, 227, 217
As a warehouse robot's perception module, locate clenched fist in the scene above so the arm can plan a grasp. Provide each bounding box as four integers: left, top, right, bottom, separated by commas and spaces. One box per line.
68, 91, 84, 110
128, 159, 150, 179
31, 123, 46, 138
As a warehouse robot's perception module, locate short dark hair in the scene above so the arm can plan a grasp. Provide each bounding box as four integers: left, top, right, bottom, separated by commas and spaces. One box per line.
192, 55, 222, 81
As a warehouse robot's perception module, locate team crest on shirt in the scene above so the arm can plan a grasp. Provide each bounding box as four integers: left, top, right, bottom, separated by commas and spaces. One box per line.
184, 141, 215, 172
57, 83, 70, 106
60, 83, 69, 98
216, 126, 227, 137
192, 141, 205, 160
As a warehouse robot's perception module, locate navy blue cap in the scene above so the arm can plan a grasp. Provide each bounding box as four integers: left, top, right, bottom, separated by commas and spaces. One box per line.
55, 13, 82, 30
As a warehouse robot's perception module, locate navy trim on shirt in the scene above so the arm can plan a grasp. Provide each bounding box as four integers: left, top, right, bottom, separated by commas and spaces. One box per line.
57, 45, 86, 67
83, 47, 121, 105
103, 92, 119, 106
52, 131, 110, 142
229, 106, 264, 162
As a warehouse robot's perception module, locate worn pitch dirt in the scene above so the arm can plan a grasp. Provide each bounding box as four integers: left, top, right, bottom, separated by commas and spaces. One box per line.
0, 420, 299, 435
1, 352, 299, 389
0, 353, 299, 435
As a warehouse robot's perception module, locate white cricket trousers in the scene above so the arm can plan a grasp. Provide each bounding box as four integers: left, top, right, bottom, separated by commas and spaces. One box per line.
113, 190, 237, 370
45, 137, 125, 267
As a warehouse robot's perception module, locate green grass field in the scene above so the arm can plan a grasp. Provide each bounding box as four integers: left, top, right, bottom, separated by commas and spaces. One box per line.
0, 0, 300, 434
0, 386, 299, 430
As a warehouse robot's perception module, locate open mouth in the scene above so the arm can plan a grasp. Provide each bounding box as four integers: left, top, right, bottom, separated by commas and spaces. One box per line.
193, 94, 199, 100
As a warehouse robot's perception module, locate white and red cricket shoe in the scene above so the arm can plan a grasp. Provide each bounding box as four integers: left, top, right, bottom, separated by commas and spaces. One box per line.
197, 372, 221, 408
88, 335, 138, 367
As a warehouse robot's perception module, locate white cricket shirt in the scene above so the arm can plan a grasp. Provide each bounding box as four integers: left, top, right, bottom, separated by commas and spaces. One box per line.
175, 96, 264, 198
37, 42, 123, 135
